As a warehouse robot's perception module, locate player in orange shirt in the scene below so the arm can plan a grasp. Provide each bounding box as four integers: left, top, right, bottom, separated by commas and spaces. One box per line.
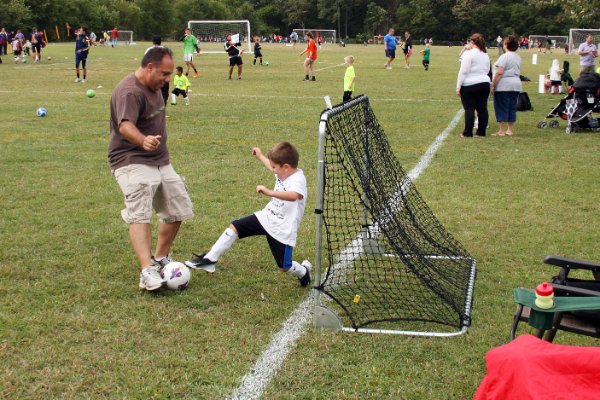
300, 32, 317, 81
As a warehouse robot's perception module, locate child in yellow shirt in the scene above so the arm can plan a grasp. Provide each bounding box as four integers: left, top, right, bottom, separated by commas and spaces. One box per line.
171, 66, 191, 106
343, 56, 356, 102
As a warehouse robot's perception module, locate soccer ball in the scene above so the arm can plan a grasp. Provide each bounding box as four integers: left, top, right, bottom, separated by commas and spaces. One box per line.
161, 262, 191, 290
86, 89, 96, 98
47, 56, 52, 61
36, 107, 48, 117
264, 61, 269, 66
22, 58, 27, 63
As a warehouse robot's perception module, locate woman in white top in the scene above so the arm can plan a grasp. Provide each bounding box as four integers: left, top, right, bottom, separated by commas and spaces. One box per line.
491, 35, 522, 136
456, 33, 491, 137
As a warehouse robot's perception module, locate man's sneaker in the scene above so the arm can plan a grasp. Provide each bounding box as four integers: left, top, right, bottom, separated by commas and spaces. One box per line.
299, 260, 312, 287
139, 265, 166, 291
311, 76, 316, 81
74, 78, 81, 83
184, 253, 217, 273
151, 253, 172, 270
81, 79, 86, 83
193, 71, 199, 78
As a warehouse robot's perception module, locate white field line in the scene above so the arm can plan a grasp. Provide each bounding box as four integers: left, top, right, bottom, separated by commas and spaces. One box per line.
227, 107, 464, 400
314, 62, 346, 72
0, 89, 455, 104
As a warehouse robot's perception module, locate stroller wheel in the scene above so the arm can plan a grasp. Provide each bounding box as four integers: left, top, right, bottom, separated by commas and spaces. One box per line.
538, 121, 548, 129
550, 120, 560, 128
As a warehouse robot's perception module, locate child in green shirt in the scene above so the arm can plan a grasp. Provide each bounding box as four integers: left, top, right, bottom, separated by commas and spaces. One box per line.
343, 56, 356, 102
420, 44, 430, 71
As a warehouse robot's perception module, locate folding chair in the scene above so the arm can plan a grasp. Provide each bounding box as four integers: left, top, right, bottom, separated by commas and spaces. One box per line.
510, 256, 600, 342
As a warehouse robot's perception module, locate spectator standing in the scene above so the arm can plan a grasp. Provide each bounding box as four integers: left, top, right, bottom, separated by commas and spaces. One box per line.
456, 33, 491, 138
111, 27, 119, 47
383, 28, 398, 70
577, 34, 598, 75
403, 31, 413, 69
490, 35, 522, 137
0, 28, 8, 56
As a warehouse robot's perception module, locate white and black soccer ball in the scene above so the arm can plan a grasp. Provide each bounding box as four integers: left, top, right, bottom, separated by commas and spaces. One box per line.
36, 107, 48, 117
161, 261, 191, 290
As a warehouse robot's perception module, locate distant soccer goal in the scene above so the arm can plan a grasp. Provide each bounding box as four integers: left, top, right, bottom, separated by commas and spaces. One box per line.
528, 35, 568, 50
118, 30, 134, 45
569, 29, 600, 54
292, 29, 336, 44
187, 20, 251, 54
313, 95, 476, 336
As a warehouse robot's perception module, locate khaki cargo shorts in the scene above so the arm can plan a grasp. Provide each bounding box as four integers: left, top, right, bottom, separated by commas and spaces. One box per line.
113, 163, 194, 224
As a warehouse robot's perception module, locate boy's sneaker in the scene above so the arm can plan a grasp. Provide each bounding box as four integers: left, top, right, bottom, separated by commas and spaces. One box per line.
139, 265, 166, 291
81, 79, 86, 83
185, 253, 217, 273
193, 71, 199, 78
311, 76, 316, 81
75, 78, 81, 83
299, 260, 312, 287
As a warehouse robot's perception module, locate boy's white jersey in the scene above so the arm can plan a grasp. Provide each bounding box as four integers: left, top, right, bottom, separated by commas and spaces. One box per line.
255, 169, 307, 247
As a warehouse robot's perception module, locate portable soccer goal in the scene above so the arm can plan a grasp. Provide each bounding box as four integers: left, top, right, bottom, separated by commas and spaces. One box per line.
118, 30, 134, 45
528, 35, 568, 50
313, 95, 477, 336
292, 29, 336, 44
187, 20, 252, 54
568, 29, 600, 54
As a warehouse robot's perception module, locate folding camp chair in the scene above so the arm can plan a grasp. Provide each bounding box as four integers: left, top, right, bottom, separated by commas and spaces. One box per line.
510, 256, 600, 342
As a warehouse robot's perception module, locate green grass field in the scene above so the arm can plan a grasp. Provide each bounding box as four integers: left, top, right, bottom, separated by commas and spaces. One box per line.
2, 41, 600, 399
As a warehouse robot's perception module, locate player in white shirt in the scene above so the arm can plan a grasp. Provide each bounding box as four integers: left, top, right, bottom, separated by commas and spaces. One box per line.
185, 142, 311, 286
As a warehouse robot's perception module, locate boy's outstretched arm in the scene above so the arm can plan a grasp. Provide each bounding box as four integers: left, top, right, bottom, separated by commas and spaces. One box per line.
252, 147, 272, 171
256, 185, 302, 201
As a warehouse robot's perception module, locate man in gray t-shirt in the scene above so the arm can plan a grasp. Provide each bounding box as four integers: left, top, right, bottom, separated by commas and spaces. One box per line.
109, 46, 194, 291
578, 34, 598, 75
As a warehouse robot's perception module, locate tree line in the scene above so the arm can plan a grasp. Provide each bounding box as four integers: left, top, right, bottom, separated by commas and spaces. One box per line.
1, 0, 597, 42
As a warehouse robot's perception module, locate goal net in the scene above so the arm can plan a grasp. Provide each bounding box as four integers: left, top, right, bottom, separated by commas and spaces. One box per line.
118, 30, 134, 45
292, 29, 336, 44
569, 29, 600, 54
187, 20, 251, 54
314, 95, 476, 336
528, 35, 568, 50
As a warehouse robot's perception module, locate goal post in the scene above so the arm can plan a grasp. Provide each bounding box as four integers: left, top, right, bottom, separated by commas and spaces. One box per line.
313, 95, 476, 336
118, 30, 134, 45
528, 35, 568, 49
187, 20, 252, 54
292, 29, 336, 44
569, 29, 600, 54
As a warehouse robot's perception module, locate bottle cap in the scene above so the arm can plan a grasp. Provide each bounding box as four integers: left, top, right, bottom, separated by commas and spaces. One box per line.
536, 282, 554, 296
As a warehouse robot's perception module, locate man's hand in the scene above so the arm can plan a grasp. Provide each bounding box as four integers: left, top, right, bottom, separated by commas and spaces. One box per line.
143, 135, 162, 151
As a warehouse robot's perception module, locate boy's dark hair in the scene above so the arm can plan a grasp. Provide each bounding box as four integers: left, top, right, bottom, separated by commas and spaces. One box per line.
141, 46, 173, 67
268, 142, 299, 168
81, 26, 88, 33
306, 32, 313, 39
152, 35, 162, 46
176, 66, 183, 73
505, 35, 518, 52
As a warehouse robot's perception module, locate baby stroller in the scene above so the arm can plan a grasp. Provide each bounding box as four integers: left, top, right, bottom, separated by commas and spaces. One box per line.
538, 72, 600, 133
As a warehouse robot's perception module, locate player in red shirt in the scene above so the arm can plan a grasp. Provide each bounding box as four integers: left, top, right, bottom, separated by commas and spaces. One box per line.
300, 32, 317, 81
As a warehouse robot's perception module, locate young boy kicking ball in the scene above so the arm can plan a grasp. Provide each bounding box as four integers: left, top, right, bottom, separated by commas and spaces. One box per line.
185, 142, 311, 286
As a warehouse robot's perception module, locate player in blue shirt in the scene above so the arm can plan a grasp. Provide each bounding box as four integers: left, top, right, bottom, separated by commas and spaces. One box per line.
383, 28, 398, 70
75, 26, 91, 82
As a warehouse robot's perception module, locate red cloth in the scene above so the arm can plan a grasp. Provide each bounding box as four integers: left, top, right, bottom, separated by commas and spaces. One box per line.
474, 334, 600, 400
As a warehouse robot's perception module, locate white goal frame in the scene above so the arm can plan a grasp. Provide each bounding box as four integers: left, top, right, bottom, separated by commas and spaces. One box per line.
528, 35, 568, 50
292, 29, 336, 44
568, 28, 600, 54
117, 30, 134, 45
187, 20, 252, 54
